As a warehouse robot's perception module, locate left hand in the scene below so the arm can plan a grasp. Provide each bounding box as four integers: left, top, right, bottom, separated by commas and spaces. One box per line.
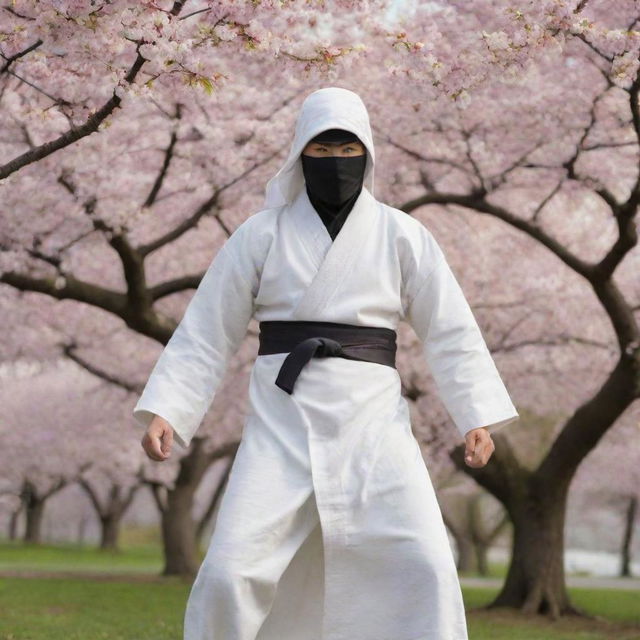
464, 427, 495, 468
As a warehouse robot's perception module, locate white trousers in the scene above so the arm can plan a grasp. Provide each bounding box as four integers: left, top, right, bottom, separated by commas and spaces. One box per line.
184, 485, 322, 640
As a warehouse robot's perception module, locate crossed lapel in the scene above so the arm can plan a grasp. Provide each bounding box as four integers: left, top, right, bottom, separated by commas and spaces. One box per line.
290, 187, 332, 272
291, 185, 378, 320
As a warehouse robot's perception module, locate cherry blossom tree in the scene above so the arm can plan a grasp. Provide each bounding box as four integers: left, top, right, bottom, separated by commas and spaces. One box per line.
0, 361, 103, 543
0, 0, 530, 575
2, 0, 639, 621
377, 0, 640, 618
0, 360, 152, 547
570, 406, 640, 577
441, 487, 511, 575
135, 361, 249, 575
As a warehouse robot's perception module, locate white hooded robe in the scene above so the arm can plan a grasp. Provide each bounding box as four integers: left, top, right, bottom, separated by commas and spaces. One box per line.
133, 86, 519, 640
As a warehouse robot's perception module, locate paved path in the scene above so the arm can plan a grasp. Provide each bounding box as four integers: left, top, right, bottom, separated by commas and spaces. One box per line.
459, 575, 640, 591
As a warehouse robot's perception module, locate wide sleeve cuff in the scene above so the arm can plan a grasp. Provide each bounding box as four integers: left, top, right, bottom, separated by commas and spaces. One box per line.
406, 250, 520, 440
132, 243, 255, 450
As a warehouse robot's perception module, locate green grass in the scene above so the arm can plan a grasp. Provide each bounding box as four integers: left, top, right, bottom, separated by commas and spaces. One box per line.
0, 538, 164, 575
463, 586, 640, 625
0, 578, 637, 640
0, 539, 638, 639
0, 576, 187, 640
463, 587, 640, 640
569, 588, 640, 625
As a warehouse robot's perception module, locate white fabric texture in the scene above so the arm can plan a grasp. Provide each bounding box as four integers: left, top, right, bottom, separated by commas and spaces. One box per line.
133, 85, 519, 639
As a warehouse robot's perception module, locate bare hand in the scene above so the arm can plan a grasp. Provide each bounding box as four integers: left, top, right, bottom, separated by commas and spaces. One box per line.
141, 415, 174, 462
464, 427, 494, 468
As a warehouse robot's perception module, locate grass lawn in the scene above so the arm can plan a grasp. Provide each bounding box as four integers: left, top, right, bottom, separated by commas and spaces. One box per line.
0, 539, 165, 575
0, 576, 187, 640
0, 539, 638, 639
0, 576, 638, 640
463, 587, 640, 640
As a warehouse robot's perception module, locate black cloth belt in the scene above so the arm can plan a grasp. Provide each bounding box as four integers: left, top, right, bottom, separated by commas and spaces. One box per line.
257, 320, 398, 395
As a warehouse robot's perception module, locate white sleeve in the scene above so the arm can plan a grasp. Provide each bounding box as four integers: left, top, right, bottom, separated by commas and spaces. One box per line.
405, 235, 519, 440
132, 234, 257, 450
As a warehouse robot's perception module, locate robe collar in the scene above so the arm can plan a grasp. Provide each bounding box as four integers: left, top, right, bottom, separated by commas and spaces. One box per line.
289, 185, 378, 320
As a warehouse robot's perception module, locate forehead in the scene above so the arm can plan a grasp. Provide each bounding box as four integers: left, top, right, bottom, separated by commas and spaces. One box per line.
305, 139, 363, 146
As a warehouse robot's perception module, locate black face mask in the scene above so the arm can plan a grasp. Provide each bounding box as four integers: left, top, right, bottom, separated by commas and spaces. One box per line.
300, 153, 367, 241
301, 154, 367, 206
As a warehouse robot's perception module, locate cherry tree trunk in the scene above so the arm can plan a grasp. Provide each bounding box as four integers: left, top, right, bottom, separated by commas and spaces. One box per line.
456, 536, 476, 573
451, 353, 639, 617
620, 494, 637, 577
156, 438, 220, 577
161, 484, 199, 576
8, 507, 21, 540
99, 514, 121, 551
24, 499, 45, 543
489, 478, 583, 618
476, 542, 489, 576
458, 539, 490, 575
452, 533, 490, 575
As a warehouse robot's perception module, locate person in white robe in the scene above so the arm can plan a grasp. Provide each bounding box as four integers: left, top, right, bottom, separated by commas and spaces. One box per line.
133, 86, 519, 640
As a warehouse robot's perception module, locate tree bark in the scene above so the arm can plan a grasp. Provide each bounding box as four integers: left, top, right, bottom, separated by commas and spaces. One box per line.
100, 514, 121, 551
24, 497, 45, 544
161, 483, 201, 576
8, 505, 22, 540
21, 478, 67, 544
490, 477, 585, 617
476, 541, 490, 576
78, 479, 141, 552
456, 536, 476, 573
442, 491, 509, 575
450, 348, 638, 618
143, 437, 240, 577
620, 494, 637, 577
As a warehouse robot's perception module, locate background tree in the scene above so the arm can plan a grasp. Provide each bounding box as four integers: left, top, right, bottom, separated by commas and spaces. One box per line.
377, 0, 640, 617
570, 411, 640, 578
2, 0, 638, 619
0, 362, 96, 543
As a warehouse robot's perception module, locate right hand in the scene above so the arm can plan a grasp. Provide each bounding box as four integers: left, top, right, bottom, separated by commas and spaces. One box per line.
141, 415, 174, 462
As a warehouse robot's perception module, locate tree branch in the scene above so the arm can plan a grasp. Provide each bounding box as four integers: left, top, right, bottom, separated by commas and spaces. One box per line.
400, 190, 594, 277
0, 42, 148, 179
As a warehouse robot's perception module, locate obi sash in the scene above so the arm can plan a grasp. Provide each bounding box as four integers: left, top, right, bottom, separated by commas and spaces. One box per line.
257, 320, 397, 394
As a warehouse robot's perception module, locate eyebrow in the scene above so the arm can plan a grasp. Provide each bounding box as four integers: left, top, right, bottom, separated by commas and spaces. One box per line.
310, 141, 362, 147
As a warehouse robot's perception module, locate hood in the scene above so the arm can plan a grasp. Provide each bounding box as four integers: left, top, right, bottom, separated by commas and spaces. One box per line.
263, 87, 376, 209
